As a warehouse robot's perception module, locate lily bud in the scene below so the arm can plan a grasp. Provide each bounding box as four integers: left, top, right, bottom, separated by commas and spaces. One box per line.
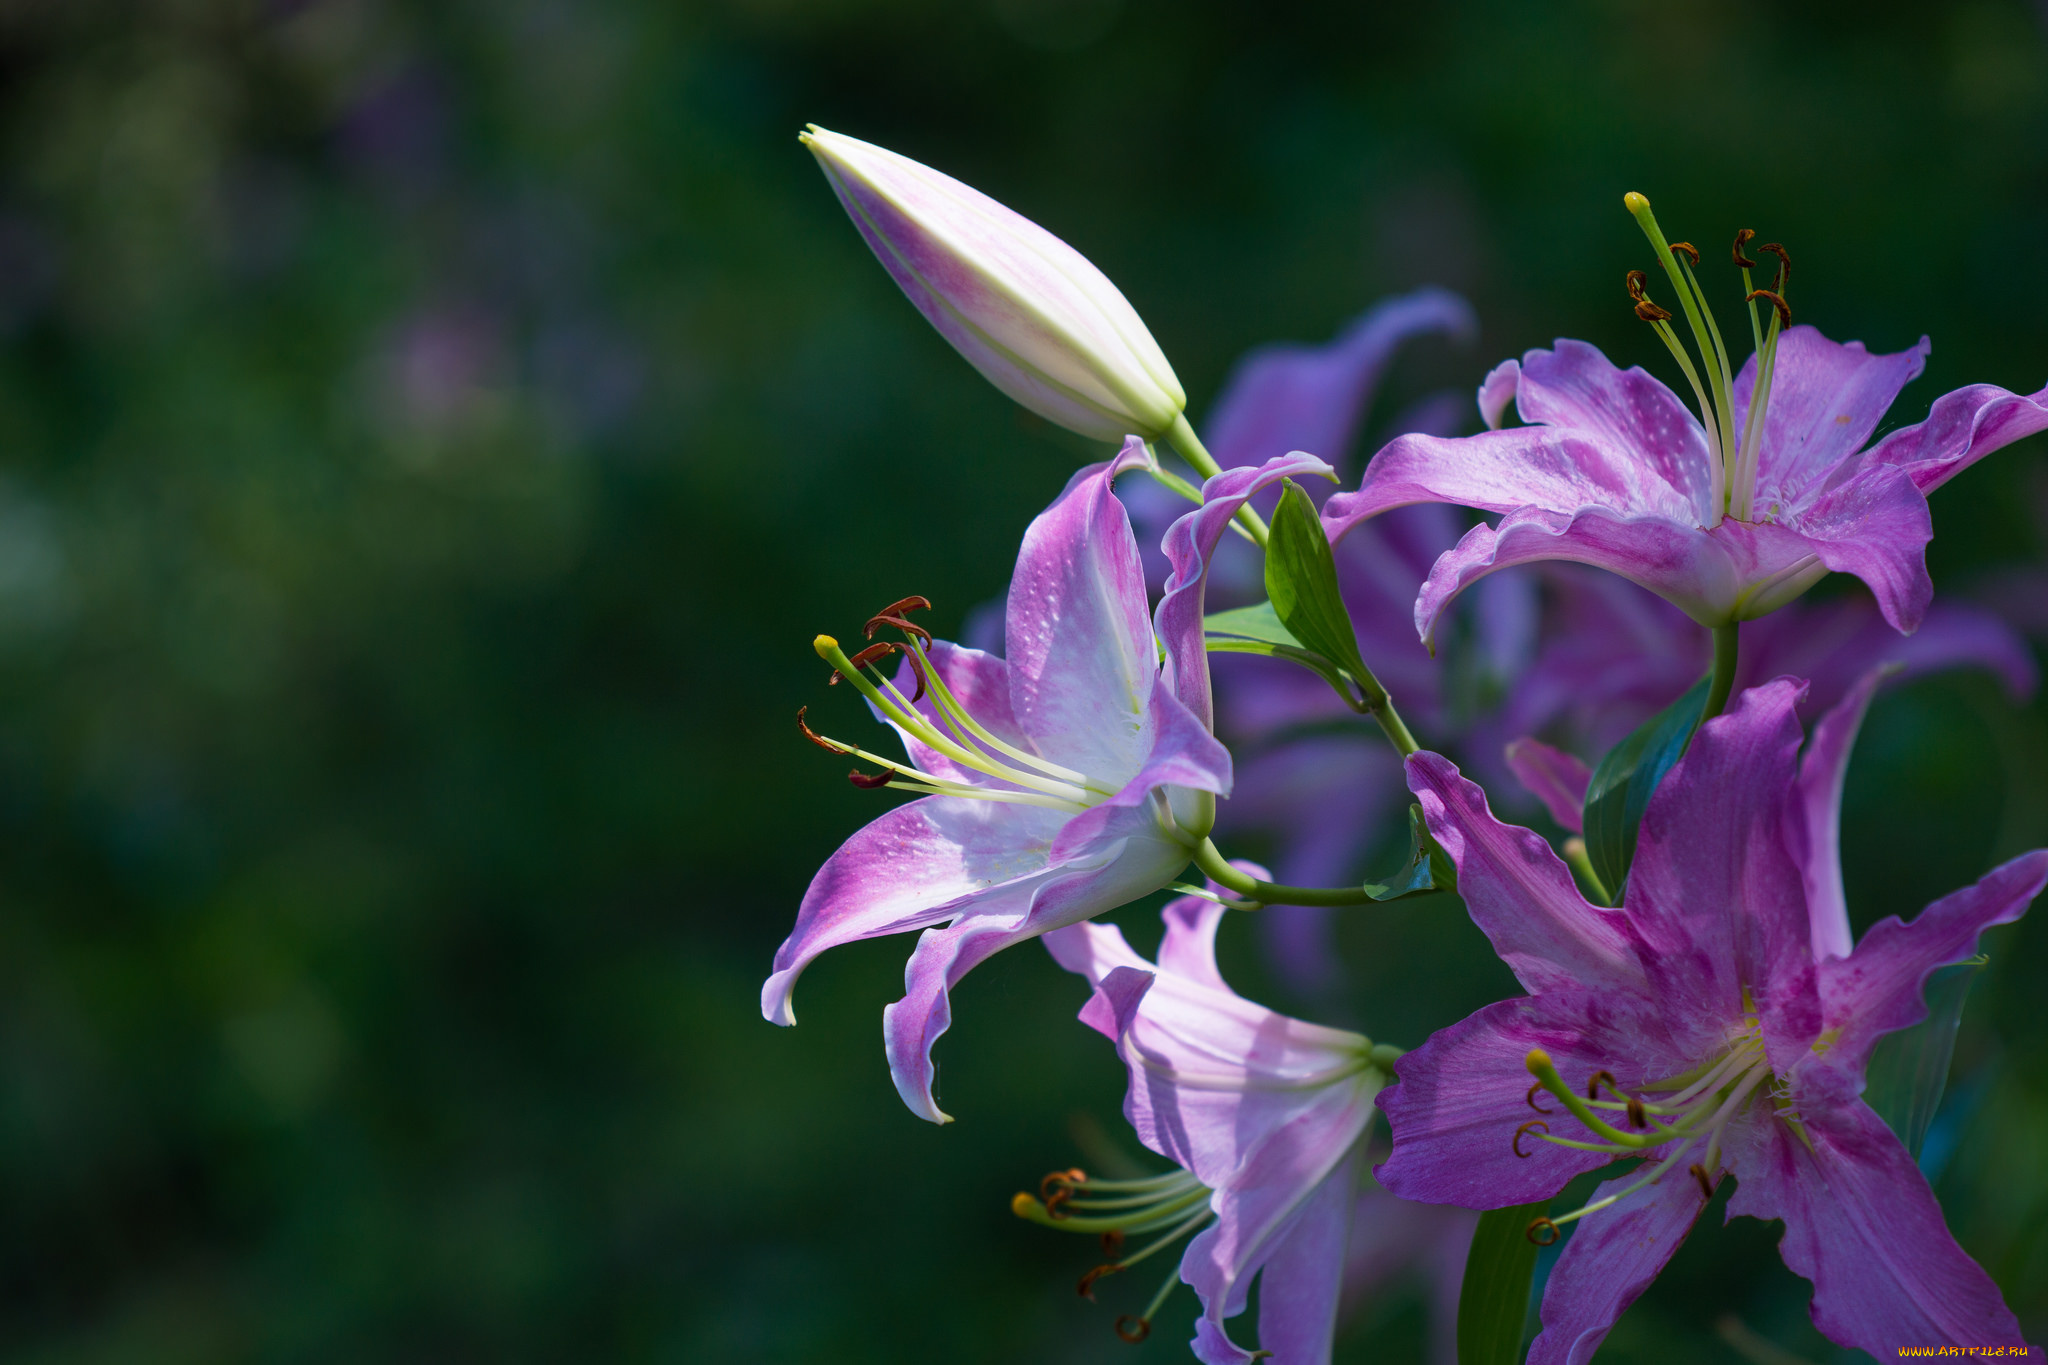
801, 125, 1186, 442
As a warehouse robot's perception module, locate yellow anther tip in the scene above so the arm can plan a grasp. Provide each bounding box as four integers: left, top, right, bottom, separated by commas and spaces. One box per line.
1010, 1192, 1042, 1219
1525, 1048, 1554, 1074
1623, 191, 1650, 213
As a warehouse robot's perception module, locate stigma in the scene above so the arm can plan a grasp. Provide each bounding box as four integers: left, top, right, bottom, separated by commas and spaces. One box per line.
797, 597, 1116, 813
1620, 192, 1794, 528
1012, 1165, 1214, 1343
1513, 1011, 1782, 1244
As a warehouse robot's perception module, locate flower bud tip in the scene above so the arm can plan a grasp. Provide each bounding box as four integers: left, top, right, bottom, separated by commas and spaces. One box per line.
1525, 1047, 1553, 1074
1623, 191, 1650, 214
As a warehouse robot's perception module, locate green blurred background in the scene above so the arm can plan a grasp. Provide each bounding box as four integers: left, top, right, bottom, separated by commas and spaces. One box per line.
0, 1, 2044, 1360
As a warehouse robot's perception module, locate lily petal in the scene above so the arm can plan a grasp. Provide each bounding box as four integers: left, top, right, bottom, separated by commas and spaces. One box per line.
1374, 992, 1687, 1208
1766, 463, 1934, 632
883, 806, 1197, 1122
1815, 848, 2048, 1074
1156, 452, 1336, 730
1510, 340, 1716, 521
1205, 288, 1476, 476
1503, 737, 1592, 833
1731, 326, 1930, 509
1793, 667, 1887, 964
1406, 751, 1642, 995
762, 795, 1067, 1027
1864, 378, 2048, 494
1006, 459, 1158, 782
1526, 1162, 1714, 1365
879, 642, 1029, 785
1727, 1094, 2033, 1355
1189, 1145, 1362, 1365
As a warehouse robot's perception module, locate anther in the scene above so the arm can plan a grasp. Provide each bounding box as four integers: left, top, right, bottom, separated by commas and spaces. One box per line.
1525, 1080, 1551, 1114
1626, 270, 1672, 322
1099, 1230, 1125, 1258
1513, 1119, 1549, 1157
1077, 1262, 1125, 1299
1587, 1069, 1618, 1100
847, 642, 898, 671
1745, 289, 1791, 325
1760, 242, 1790, 290
1041, 1168, 1086, 1202
863, 613, 932, 645
870, 594, 933, 623
1626, 1096, 1648, 1129
847, 768, 894, 789
1114, 1317, 1151, 1344
1732, 228, 1757, 269
797, 706, 848, 754
1668, 241, 1700, 267
1526, 1217, 1561, 1246
1689, 1163, 1714, 1199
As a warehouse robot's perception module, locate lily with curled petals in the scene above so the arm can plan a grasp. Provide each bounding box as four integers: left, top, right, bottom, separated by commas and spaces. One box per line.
764, 446, 1328, 1122
1040, 880, 1401, 1364
1379, 677, 2047, 1361
1324, 197, 2048, 652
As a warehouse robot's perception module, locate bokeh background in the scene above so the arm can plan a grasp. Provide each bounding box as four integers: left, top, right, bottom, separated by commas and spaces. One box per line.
0, 1, 2044, 1361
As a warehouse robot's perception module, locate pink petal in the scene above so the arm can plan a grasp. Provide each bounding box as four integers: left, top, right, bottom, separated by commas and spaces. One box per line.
1204, 287, 1476, 476
1511, 339, 1716, 521
1793, 667, 1887, 963
1405, 751, 1643, 996
762, 795, 1067, 1026
1503, 737, 1592, 833
1525, 1161, 1713, 1365
1815, 849, 2048, 1074
1864, 378, 2048, 494
879, 642, 1028, 784
1732, 325, 1930, 509
1726, 1096, 2032, 1355
1005, 459, 1159, 782
1189, 1145, 1362, 1365
1768, 463, 1933, 632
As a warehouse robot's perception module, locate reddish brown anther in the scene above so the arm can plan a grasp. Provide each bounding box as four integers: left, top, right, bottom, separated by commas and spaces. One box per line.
1626, 272, 1673, 322
1099, 1230, 1125, 1258
847, 768, 895, 789
1668, 240, 1700, 267
1525, 1080, 1552, 1114
1689, 1163, 1715, 1199
1514, 1119, 1549, 1157
872, 595, 933, 622
1626, 1095, 1648, 1129
1746, 289, 1791, 326
1760, 242, 1790, 290
1732, 228, 1757, 268
1114, 1316, 1152, 1344
1041, 1168, 1086, 1200
1077, 1262, 1126, 1300
1626, 269, 1650, 301
797, 706, 848, 754
1586, 1069, 1618, 1100
1526, 1216, 1561, 1246
863, 613, 933, 645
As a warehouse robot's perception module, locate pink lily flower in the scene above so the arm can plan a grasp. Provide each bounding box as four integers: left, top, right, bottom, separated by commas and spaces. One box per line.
1324, 314, 2048, 645
764, 446, 1328, 1122
1042, 879, 1401, 1364
1380, 676, 2048, 1360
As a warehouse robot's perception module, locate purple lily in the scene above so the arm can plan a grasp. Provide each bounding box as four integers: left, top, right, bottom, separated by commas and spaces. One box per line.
1038, 879, 1401, 1364
1380, 677, 2048, 1359
1322, 199, 2048, 646
765, 445, 1325, 1122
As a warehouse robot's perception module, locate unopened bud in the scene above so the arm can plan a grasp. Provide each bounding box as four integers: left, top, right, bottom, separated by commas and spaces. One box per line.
801, 125, 1187, 442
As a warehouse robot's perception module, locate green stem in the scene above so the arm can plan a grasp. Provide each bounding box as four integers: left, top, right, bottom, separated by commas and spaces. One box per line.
1191, 838, 1385, 906
1350, 670, 1421, 756
1702, 623, 1740, 721
1164, 413, 1269, 547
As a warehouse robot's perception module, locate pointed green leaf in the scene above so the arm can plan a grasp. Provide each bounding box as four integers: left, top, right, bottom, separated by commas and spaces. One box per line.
1456, 1200, 1547, 1365
1202, 600, 1303, 649
1865, 957, 1984, 1159
1581, 677, 1709, 903
1264, 479, 1372, 684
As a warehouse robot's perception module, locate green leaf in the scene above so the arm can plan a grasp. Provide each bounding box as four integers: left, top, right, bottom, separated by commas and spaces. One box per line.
1202, 600, 1303, 649
1263, 480, 1372, 684
1364, 803, 1458, 900
1581, 676, 1709, 903
1865, 957, 1985, 1159
1456, 1200, 1547, 1365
